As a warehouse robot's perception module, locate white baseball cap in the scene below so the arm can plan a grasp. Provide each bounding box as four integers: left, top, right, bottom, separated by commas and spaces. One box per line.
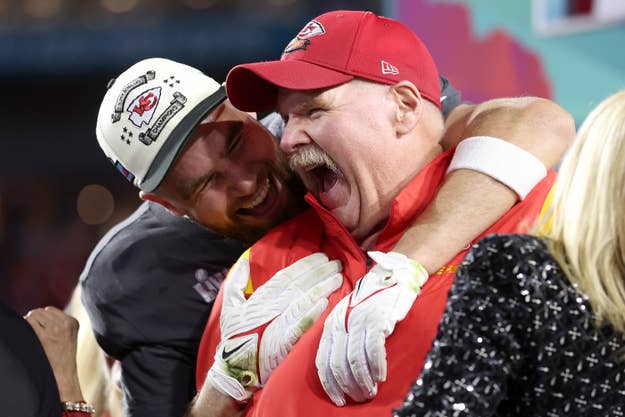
96, 57, 226, 192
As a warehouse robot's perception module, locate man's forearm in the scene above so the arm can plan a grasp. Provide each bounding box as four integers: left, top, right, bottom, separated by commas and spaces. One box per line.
185, 385, 244, 417
393, 169, 516, 273
441, 97, 575, 168
393, 97, 574, 272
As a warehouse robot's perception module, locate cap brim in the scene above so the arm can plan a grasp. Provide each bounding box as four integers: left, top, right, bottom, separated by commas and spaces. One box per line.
140, 86, 227, 192
226, 60, 354, 112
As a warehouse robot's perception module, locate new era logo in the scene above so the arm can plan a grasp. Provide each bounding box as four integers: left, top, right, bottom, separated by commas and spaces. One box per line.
381, 60, 399, 75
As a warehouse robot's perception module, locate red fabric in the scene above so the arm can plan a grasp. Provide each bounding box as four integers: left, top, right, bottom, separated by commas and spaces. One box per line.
62, 411, 92, 417
569, 0, 593, 15
196, 148, 556, 416
226, 10, 440, 112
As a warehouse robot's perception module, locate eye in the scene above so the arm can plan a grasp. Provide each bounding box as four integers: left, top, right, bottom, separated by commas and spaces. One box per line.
191, 173, 216, 203
307, 108, 322, 118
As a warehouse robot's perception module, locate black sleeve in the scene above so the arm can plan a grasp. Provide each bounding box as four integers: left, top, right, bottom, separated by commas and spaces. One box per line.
394, 234, 540, 417
80, 202, 247, 417
118, 344, 198, 417
439, 74, 466, 118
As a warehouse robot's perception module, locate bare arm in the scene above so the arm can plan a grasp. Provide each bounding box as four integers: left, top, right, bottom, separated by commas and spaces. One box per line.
441, 98, 574, 168
394, 97, 575, 273
24, 307, 85, 403
184, 386, 244, 417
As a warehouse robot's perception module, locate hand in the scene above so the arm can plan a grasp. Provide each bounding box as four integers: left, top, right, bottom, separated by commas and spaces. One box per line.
208, 252, 343, 402
24, 306, 84, 402
316, 251, 428, 406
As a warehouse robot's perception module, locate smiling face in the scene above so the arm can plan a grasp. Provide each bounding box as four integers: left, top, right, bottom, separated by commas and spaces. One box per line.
152, 100, 304, 243
278, 79, 408, 242
278, 79, 444, 243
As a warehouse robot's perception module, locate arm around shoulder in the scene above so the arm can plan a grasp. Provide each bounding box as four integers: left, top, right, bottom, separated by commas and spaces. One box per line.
442, 97, 575, 169
393, 97, 574, 271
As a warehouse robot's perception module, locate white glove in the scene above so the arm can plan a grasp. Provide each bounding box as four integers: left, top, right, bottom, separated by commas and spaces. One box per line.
208, 252, 343, 402
316, 251, 428, 406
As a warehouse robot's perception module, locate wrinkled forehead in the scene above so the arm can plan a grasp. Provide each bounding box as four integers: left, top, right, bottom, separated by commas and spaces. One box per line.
276, 80, 372, 116
276, 86, 331, 115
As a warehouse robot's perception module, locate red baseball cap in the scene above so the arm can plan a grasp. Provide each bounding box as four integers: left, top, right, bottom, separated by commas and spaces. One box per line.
226, 10, 440, 112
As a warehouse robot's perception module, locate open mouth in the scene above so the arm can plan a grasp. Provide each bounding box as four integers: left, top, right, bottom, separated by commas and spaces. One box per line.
288, 146, 344, 209
303, 162, 345, 211
307, 165, 339, 194
237, 176, 280, 218
242, 178, 270, 210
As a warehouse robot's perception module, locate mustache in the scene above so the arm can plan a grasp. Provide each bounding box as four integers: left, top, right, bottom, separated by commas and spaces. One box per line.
287, 145, 341, 176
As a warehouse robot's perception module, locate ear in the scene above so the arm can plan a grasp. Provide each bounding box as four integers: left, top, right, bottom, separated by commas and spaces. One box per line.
390, 81, 423, 136
139, 191, 185, 217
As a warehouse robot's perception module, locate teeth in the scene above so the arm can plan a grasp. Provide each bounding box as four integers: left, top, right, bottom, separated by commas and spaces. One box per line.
243, 178, 270, 209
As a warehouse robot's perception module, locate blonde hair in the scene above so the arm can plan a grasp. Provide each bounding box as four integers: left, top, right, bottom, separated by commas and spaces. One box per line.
543, 90, 625, 334
66, 287, 124, 417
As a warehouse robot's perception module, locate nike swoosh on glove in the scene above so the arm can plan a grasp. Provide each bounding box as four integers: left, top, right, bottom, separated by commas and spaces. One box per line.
208, 252, 343, 402
316, 251, 428, 406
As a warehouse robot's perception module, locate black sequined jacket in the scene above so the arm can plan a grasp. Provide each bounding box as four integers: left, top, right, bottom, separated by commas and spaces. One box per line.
395, 234, 625, 417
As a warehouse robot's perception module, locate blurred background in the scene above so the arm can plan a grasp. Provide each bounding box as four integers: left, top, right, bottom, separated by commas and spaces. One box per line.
2, 0, 625, 314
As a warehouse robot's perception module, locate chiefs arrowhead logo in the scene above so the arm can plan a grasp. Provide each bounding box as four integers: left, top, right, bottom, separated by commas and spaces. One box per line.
127, 87, 161, 128
282, 20, 325, 56
297, 20, 325, 39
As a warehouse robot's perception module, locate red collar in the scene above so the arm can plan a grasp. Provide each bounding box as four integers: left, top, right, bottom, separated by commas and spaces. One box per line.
303, 149, 454, 251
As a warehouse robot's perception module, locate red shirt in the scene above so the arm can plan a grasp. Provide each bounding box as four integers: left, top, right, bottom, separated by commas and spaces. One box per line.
197, 149, 556, 416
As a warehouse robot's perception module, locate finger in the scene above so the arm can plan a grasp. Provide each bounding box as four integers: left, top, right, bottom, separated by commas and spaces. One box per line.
368, 250, 408, 270
324, 299, 353, 403
222, 258, 250, 308
24, 307, 44, 320
266, 296, 328, 369
42, 307, 80, 332
245, 260, 341, 324
291, 259, 342, 292
24, 315, 50, 349
329, 321, 351, 392
319, 359, 347, 406
24, 314, 45, 336
346, 310, 376, 399
43, 305, 63, 314
287, 272, 342, 320
24, 308, 47, 328
316, 327, 346, 406
259, 322, 283, 378
248, 271, 341, 327
284, 297, 328, 349
331, 335, 370, 403
271, 253, 329, 285
306, 273, 343, 304
366, 324, 387, 382
41, 306, 64, 324
257, 300, 329, 385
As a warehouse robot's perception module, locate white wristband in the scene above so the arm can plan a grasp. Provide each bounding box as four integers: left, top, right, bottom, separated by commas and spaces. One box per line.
447, 136, 547, 200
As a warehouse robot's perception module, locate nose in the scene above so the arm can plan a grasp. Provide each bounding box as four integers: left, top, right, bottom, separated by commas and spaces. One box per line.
226, 162, 258, 197
280, 117, 311, 154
